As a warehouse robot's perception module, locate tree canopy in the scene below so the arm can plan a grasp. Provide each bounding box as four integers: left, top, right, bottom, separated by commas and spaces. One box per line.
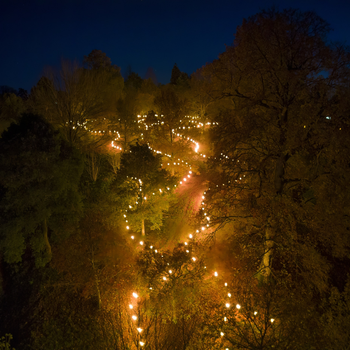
1, 9, 350, 350
0, 113, 83, 266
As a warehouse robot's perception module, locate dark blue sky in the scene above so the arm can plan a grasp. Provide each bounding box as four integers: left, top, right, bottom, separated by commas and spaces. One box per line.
1, 0, 350, 91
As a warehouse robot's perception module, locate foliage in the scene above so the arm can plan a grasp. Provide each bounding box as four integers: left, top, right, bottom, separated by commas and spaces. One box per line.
0, 113, 83, 266
321, 276, 350, 349
115, 90, 140, 150
189, 68, 216, 122
0, 334, 15, 350
83, 49, 117, 70
116, 143, 177, 235
203, 7, 350, 288
0, 93, 26, 122
154, 85, 189, 144
0, 92, 26, 134
29, 52, 123, 147
132, 243, 216, 349
22, 156, 135, 349
1, 8, 350, 350
170, 63, 190, 88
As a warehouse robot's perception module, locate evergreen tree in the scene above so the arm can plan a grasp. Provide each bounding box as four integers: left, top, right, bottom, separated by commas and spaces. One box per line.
0, 113, 83, 266
170, 63, 181, 85
117, 143, 177, 235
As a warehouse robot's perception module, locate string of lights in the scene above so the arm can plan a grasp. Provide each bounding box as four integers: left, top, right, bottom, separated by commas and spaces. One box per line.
85, 116, 274, 347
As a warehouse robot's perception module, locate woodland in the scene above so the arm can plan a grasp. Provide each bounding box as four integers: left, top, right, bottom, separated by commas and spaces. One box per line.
1, 8, 350, 350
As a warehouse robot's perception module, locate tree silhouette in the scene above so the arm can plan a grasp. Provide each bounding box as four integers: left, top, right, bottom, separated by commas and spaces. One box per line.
0, 113, 83, 266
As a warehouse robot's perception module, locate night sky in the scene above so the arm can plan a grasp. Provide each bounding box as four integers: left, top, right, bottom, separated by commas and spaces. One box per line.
1, 0, 350, 91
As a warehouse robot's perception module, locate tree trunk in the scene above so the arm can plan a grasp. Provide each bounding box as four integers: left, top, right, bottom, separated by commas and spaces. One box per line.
274, 153, 288, 194
43, 219, 52, 257
87, 152, 100, 182
90, 247, 102, 309
141, 219, 145, 236
170, 127, 173, 144
259, 218, 274, 281
124, 120, 128, 150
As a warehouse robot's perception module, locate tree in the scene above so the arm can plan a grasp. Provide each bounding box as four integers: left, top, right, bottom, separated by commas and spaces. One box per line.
117, 143, 177, 236
189, 68, 216, 125
83, 49, 115, 70
205, 7, 350, 279
115, 92, 139, 150
114, 72, 157, 151
136, 78, 158, 116
132, 242, 215, 349
29, 53, 123, 147
0, 92, 26, 133
170, 63, 181, 85
0, 113, 83, 266
144, 67, 158, 85
320, 277, 350, 349
170, 63, 190, 90
125, 72, 143, 91
154, 85, 189, 145
22, 156, 136, 349
199, 7, 350, 346
0, 334, 15, 350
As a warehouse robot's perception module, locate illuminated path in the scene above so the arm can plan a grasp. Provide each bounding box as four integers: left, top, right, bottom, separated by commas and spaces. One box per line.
87, 116, 275, 348
162, 172, 208, 248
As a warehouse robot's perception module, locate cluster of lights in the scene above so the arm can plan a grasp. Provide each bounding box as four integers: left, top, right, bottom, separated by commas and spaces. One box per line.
90, 114, 276, 346
172, 121, 217, 131
122, 156, 195, 242
137, 114, 217, 166
192, 190, 212, 234
122, 174, 176, 241
64, 120, 90, 131
125, 195, 277, 348
218, 283, 276, 347
127, 236, 201, 346
147, 145, 194, 176
192, 173, 247, 237
111, 140, 122, 151
180, 115, 219, 128
171, 130, 200, 153
129, 292, 146, 347
138, 114, 217, 157
137, 114, 166, 131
